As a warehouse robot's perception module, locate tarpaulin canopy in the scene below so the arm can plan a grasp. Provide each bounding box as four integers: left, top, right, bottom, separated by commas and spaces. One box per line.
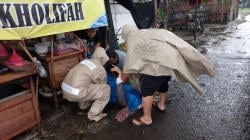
115, 0, 157, 29
107, 0, 156, 48
0, 0, 108, 40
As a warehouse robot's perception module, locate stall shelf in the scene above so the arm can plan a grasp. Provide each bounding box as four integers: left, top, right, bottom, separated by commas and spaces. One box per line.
0, 65, 40, 139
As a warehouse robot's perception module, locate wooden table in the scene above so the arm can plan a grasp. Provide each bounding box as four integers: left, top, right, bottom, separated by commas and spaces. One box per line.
38, 50, 85, 108
0, 68, 40, 139
0, 69, 36, 84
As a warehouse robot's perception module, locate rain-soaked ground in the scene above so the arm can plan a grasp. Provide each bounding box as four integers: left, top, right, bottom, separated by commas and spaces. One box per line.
16, 12, 250, 140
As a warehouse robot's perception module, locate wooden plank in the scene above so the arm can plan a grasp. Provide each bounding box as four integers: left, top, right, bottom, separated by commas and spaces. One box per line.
54, 71, 69, 88
0, 100, 33, 123
30, 77, 41, 129
0, 110, 35, 139
38, 50, 84, 62
0, 93, 32, 111
52, 49, 84, 61
3, 60, 36, 72
0, 69, 37, 84
53, 55, 80, 73
2, 121, 36, 140
0, 89, 29, 104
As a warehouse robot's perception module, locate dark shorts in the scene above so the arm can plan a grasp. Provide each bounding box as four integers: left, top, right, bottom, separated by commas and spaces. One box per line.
140, 74, 171, 97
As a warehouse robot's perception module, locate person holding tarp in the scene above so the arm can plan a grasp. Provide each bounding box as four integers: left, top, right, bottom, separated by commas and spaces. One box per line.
114, 25, 216, 126
61, 47, 111, 122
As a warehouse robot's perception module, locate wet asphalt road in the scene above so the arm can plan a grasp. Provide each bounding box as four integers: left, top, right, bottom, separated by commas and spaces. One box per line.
82, 16, 250, 140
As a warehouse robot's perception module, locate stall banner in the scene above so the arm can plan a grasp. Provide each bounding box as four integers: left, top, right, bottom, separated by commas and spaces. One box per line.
0, 0, 107, 40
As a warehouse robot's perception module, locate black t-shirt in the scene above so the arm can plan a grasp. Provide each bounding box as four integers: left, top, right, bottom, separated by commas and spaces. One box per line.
74, 30, 101, 45
74, 30, 102, 58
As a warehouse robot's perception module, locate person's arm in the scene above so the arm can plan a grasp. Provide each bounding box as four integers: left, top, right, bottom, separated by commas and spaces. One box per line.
110, 65, 129, 85
121, 73, 129, 83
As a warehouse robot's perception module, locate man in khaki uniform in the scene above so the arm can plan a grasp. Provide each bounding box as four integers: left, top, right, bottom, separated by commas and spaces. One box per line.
61, 47, 110, 122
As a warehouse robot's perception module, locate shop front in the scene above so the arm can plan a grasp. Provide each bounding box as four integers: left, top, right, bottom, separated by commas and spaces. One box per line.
0, 0, 108, 139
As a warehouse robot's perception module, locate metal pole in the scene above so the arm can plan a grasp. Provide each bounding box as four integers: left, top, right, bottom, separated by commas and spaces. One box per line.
153, 0, 158, 28
166, 0, 168, 29
193, 0, 198, 46
221, 0, 224, 23
104, 0, 117, 50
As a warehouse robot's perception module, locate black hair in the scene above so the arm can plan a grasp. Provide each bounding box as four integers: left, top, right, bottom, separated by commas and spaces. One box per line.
106, 50, 119, 65
104, 50, 119, 77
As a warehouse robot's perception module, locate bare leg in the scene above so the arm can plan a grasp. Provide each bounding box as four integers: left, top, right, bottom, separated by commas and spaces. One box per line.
141, 96, 153, 124
157, 92, 167, 110
117, 84, 127, 106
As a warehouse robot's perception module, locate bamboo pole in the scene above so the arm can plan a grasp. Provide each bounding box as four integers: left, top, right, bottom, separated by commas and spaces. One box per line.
19, 40, 35, 63
30, 77, 41, 129
49, 37, 59, 108
19, 40, 40, 106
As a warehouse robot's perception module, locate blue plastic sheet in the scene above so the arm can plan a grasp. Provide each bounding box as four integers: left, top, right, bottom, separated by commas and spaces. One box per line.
107, 73, 118, 104
107, 73, 141, 112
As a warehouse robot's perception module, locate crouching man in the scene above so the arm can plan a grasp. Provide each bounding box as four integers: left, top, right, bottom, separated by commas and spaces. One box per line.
61, 47, 110, 122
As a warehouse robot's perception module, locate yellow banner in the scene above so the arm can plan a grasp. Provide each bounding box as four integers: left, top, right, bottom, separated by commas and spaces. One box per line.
0, 0, 108, 40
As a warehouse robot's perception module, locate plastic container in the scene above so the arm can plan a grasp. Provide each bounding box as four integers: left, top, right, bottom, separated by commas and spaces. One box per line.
34, 42, 50, 56
5, 49, 24, 66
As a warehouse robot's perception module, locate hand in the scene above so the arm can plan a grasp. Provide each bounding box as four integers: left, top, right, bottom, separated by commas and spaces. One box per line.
94, 42, 100, 49
110, 65, 122, 77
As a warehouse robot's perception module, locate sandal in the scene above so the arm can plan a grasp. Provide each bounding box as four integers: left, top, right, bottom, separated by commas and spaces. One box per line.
132, 117, 152, 126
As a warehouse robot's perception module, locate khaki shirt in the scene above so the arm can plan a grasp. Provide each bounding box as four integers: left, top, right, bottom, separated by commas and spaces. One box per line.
62, 59, 107, 100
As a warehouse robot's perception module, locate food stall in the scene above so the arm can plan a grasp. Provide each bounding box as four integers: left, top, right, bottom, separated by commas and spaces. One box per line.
0, 0, 108, 138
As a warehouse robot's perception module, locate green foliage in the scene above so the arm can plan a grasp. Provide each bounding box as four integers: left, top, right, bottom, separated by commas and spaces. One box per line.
157, 5, 167, 22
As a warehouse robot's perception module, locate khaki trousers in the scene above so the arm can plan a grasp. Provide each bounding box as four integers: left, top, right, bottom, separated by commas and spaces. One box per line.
78, 84, 110, 122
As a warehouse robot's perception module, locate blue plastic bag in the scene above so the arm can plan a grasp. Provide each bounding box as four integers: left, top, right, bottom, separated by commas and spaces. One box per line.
123, 84, 141, 112
107, 73, 118, 104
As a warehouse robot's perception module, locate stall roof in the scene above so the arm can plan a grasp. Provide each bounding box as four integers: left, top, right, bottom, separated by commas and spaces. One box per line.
0, 0, 108, 40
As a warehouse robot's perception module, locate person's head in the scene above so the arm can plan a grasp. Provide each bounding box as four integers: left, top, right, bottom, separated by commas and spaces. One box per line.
104, 50, 119, 75
85, 28, 97, 39
91, 46, 109, 66
106, 50, 119, 66
122, 25, 138, 41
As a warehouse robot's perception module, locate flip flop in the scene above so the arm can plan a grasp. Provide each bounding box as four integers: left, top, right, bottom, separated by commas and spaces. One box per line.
132, 117, 152, 126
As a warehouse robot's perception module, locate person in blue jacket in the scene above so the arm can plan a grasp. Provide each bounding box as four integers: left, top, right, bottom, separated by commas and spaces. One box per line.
105, 50, 142, 122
